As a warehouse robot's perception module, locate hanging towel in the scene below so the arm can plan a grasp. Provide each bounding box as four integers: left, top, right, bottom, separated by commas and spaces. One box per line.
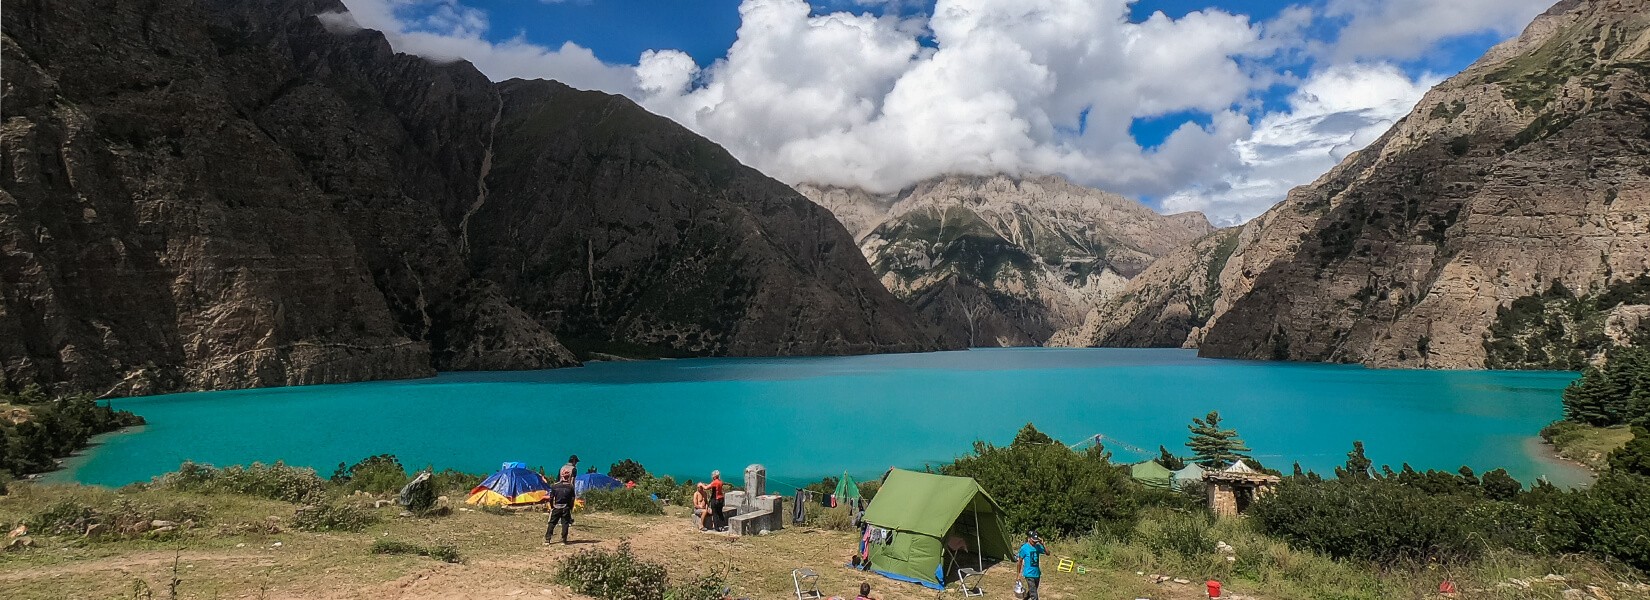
792, 490, 807, 524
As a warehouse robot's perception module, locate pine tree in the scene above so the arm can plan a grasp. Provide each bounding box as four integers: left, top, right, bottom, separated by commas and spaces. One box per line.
1157, 445, 1186, 470
1185, 411, 1251, 467
1335, 441, 1372, 479
1012, 423, 1054, 447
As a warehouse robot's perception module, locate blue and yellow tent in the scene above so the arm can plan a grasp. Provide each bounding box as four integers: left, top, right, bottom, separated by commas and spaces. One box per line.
574, 472, 624, 496
466, 462, 552, 506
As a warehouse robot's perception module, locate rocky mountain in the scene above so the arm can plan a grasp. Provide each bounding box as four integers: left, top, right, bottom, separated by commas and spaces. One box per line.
798, 175, 1213, 346
0, 0, 942, 396
1074, 0, 1650, 367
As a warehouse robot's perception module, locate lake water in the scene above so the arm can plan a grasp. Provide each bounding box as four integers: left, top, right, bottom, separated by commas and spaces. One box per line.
60, 348, 1592, 489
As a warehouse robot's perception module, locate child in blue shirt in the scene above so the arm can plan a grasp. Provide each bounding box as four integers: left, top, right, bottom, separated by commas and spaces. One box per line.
1014, 530, 1047, 599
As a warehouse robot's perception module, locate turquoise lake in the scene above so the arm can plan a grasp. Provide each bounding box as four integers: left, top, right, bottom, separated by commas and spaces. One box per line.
61, 348, 1592, 489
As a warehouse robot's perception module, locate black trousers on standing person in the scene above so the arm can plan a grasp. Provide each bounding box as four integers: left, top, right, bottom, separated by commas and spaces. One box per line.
709, 497, 726, 530
547, 506, 573, 543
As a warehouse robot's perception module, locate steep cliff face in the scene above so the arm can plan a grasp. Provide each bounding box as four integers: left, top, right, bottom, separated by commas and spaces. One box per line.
0, 0, 942, 395
1052, 228, 1239, 348
799, 175, 1213, 346
1196, 0, 1650, 368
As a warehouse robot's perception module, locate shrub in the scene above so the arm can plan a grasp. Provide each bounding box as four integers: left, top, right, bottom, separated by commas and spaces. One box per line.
857, 479, 880, 500
1250, 478, 1487, 565
1135, 511, 1212, 560
149, 461, 325, 503
331, 454, 408, 494
29, 500, 98, 536
583, 488, 664, 515
430, 468, 484, 495
666, 569, 728, 600
809, 505, 855, 531
608, 459, 648, 482
371, 539, 462, 563
1480, 468, 1523, 501
292, 502, 378, 532
1607, 428, 1650, 476
945, 423, 1137, 537
556, 541, 670, 600
1562, 473, 1650, 571
633, 476, 690, 506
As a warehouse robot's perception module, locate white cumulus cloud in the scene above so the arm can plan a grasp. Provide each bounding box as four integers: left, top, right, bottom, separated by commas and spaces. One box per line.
319, 0, 1531, 223
1160, 63, 1440, 225
1324, 0, 1554, 62
331, 0, 636, 94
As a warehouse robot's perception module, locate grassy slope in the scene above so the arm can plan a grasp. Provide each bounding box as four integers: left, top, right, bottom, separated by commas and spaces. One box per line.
0, 483, 1171, 600
1543, 422, 1636, 471
2, 483, 1646, 600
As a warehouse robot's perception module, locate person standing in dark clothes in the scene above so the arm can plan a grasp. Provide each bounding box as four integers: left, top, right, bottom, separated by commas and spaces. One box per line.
546, 471, 576, 544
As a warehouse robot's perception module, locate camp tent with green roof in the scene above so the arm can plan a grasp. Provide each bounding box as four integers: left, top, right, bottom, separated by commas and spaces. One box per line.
1130, 460, 1174, 489
858, 469, 1013, 590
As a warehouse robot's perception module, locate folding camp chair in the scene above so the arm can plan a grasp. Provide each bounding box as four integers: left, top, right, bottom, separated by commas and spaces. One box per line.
956, 568, 985, 597
792, 567, 823, 600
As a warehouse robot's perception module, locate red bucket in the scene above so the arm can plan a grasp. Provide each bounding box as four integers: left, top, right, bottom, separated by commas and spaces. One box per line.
1206, 580, 1222, 598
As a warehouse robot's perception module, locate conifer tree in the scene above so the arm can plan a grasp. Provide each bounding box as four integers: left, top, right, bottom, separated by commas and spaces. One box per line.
1185, 411, 1251, 467
1157, 445, 1186, 470
1335, 440, 1372, 479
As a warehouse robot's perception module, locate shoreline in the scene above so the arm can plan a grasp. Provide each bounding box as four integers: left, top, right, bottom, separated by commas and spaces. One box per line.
1521, 435, 1596, 487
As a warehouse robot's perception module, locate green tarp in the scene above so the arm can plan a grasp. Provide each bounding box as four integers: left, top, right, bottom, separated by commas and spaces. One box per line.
834, 472, 861, 501
1131, 460, 1174, 489
860, 469, 1014, 590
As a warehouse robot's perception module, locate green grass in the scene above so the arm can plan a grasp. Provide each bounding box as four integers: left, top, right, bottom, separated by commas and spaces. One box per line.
1542, 421, 1635, 472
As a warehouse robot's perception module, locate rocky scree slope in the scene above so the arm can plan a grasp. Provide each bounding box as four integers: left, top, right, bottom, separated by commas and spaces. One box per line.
1185, 0, 1650, 368
0, 0, 941, 396
798, 175, 1212, 347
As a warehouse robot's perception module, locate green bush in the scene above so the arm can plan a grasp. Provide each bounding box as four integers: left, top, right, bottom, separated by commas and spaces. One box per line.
292, 502, 378, 532
945, 423, 1137, 537
148, 461, 325, 503
666, 569, 728, 600
1250, 478, 1487, 565
29, 500, 98, 536
1135, 510, 1212, 560
429, 468, 484, 494
556, 541, 670, 600
1607, 428, 1650, 476
608, 459, 648, 482
331, 454, 409, 494
371, 539, 462, 563
1557, 473, 1650, 571
583, 488, 664, 515
807, 505, 855, 531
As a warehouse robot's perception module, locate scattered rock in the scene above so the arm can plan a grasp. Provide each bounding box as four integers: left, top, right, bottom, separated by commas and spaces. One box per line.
374, 500, 394, 509
123, 521, 151, 536
1172, 578, 1191, 585
4, 536, 33, 551
1559, 589, 1591, 600
7, 525, 26, 539
1546, 574, 1570, 583
1587, 585, 1615, 600
398, 511, 414, 518
84, 523, 107, 538
150, 520, 177, 528
271, 542, 283, 548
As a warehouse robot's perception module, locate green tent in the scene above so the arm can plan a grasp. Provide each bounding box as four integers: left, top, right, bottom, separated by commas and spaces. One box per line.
1131, 460, 1174, 489
834, 472, 862, 502
859, 469, 1014, 590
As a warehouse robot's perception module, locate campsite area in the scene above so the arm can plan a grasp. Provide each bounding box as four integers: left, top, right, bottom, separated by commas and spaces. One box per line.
0, 482, 1206, 600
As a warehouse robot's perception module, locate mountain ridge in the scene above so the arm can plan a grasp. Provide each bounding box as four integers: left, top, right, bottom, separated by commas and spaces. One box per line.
0, 0, 945, 396
798, 174, 1213, 346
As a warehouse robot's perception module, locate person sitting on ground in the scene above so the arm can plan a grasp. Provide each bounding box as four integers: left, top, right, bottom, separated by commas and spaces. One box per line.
546, 471, 577, 545
855, 582, 875, 600
692, 486, 712, 531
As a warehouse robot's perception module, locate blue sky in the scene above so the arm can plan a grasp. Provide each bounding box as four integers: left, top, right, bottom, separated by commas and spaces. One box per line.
342, 0, 1555, 223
